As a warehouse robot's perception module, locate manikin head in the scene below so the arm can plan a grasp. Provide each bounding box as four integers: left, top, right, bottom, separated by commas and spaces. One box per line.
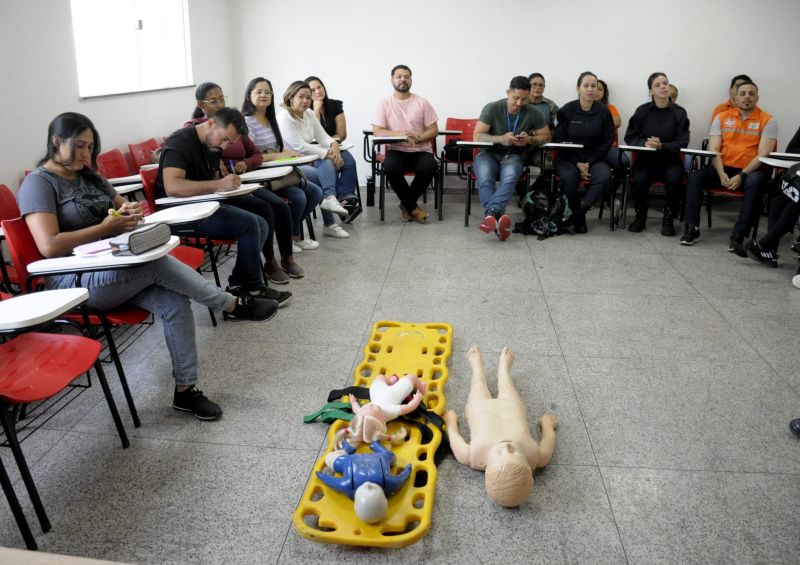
484, 441, 534, 507
353, 482, 388, 523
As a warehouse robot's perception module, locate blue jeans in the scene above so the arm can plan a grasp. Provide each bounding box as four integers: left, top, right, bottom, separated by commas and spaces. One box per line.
275, 180, 324, 236
196, 205, 268, 291
683, 165, 767, 234
300, 151, 357, 202
46, 256, 234, 386
473, 152, 523, 215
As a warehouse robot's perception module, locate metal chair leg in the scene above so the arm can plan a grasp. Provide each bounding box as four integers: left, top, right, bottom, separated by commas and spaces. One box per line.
100, 317, 140, 428
93, 360, 130, 449
0, 453, 37, 549
0, 405, 50, 533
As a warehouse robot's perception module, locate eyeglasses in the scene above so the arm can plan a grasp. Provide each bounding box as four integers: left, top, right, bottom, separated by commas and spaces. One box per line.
253, 89, 272, 96
201, 95, 226, 105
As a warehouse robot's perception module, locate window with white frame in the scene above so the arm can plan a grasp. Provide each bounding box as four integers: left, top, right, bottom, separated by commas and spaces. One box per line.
70, 0, 193, 97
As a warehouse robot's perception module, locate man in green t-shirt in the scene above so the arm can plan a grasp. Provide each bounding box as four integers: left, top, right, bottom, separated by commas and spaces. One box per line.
473, 76, 550, 240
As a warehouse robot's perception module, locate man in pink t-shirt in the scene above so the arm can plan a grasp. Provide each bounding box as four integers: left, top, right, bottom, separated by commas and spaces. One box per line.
372, 64, 439, 223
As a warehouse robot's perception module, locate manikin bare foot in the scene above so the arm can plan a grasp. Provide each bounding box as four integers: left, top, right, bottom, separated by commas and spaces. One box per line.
497, 346, 515, 377
467, 345, 485, 377
496, 346, 521, 402
466, 345, 490, 402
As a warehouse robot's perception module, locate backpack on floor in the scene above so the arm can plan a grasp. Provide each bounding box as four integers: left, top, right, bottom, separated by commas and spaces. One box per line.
514, 188, 570, 239
780, 163, 800, 203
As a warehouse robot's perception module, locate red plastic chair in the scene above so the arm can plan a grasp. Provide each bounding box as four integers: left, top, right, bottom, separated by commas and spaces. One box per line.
0, 290, 130, 549
0, 184, 21, 291
96, 148, 132, 179
0, 217, 147, 429
140, 166, 233, 289
128, 138, 160, 170
438, 118, 479, 221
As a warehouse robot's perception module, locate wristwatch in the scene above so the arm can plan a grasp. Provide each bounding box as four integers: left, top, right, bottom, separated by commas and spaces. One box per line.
738, 172, 748, 183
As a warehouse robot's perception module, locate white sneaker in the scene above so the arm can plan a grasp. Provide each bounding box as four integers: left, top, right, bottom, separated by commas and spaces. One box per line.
323, 224, 350, 238
793, 274, 800, 289
292, 242, 303, 254
320, 196, 348, 215
296, 238, 320, 250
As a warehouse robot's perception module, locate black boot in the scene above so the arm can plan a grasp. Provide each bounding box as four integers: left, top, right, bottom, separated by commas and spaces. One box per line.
661, 208, 675, 236
628, 206, 648, 232
573, 211, 587, 233
729, 232, 747, 257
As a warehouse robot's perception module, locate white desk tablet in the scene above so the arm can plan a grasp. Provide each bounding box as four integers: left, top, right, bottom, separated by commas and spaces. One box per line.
107, 174, 142, 186
542, 142, 584, 149
259, 154, 317, 168
759, 157, 797, 169
618, 145, 656, 152
239, 166, 293, 183
769, 152, 800, 161
0, 288, 89, 331
456, 141, 492, 147
28, 237, 180, 275
115, 182, 143, 196
142, 202, 220, 225
155, 186, 259, 206
681, 148, 718, 157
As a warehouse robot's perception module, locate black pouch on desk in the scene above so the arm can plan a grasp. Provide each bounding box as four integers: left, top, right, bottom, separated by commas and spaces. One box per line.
110, 222, 171, 255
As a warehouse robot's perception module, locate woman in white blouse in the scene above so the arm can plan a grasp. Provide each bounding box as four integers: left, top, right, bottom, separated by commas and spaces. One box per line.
277, 80, 359, 239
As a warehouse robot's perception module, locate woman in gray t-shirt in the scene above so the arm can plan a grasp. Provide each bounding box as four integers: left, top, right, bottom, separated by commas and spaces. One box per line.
17, 112, 278, 421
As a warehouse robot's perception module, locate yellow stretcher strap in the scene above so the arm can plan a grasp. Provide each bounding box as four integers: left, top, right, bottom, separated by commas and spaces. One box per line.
293, 320, 453, 547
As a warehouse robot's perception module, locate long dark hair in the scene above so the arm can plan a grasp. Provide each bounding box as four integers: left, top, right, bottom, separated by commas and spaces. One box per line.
241, 76, 283, 150
38, 112, 105, 189
597, 79, 610, 105
193, 81, 221, 119
305, 75, 336, 130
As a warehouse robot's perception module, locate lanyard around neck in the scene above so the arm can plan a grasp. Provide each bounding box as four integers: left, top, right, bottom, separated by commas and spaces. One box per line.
506, 110, 521, 135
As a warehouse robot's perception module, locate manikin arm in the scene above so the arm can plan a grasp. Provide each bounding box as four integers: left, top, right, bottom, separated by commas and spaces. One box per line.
397, 391, 424, 415
443, 410, 471, 465
534, 414, 559, 469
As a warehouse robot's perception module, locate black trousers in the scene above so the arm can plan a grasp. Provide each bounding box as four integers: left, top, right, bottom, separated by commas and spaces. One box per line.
227, 188, 294, 262
759, 192, 800, 250
383, 150, 437, 212
630, 155, 683, 212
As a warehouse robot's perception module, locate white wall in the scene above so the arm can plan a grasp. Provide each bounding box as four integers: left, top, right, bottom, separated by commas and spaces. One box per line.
0, 0, 234, 193
1, 0, 798, 194
231, 0, 799, 182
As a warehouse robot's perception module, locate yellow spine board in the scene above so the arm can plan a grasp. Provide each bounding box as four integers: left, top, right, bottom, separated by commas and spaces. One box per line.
293, 320, 453, 547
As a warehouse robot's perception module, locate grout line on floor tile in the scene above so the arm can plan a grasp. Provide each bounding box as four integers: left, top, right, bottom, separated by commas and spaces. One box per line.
530, 238, 632, 565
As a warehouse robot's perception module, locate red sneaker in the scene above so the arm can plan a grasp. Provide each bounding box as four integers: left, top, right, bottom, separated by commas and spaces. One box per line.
479, 215, 497, 234
497, 214, 511, 241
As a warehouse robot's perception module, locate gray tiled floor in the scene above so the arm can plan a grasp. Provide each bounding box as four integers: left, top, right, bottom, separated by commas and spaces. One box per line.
1, 198, 799, 564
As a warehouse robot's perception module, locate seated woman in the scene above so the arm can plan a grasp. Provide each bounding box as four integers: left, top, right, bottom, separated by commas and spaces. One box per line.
18, 113, 278, 421
624, 72, 690, 235
553, 71, 615, 233
189, 82, 303, 283
277, 80, 359, 239
241, 77, 324, 251
306, 76, 347, 142
596, 79, 630, 186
